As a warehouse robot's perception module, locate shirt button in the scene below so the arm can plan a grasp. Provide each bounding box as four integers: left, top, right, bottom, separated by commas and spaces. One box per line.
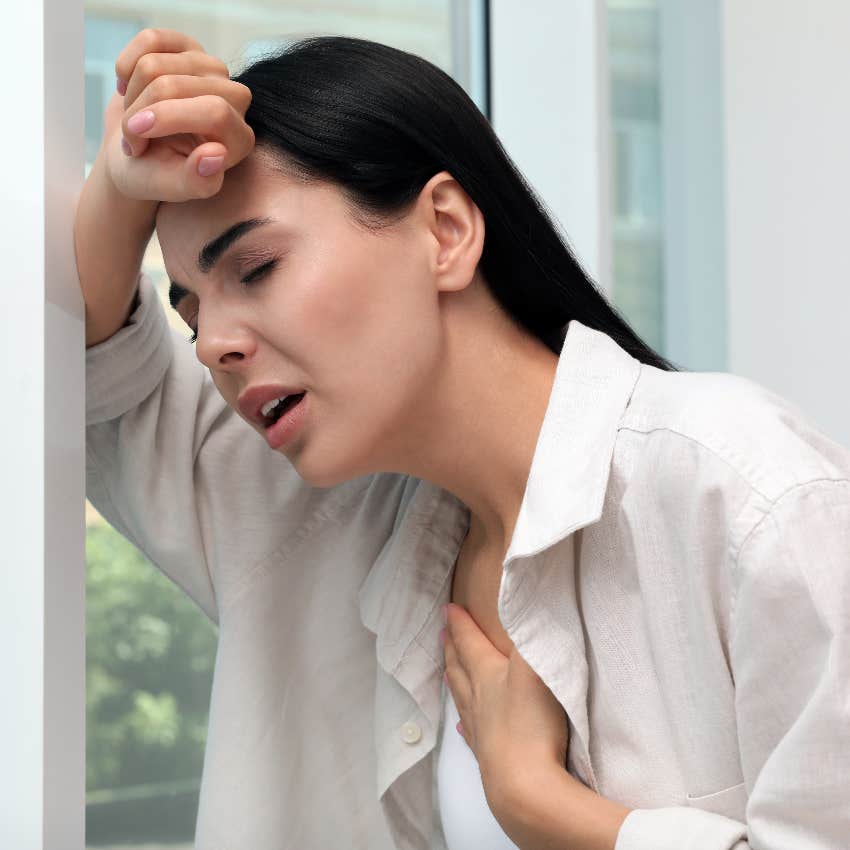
400, 721, 422, 744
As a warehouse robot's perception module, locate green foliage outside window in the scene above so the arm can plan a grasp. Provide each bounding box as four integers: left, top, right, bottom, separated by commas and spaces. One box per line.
86, 518, 218, 846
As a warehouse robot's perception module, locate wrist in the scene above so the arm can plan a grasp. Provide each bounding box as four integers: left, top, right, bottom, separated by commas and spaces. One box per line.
494, 764, 631, 850
89, 144, 160, 223
480, 749, 562, 823
494, 761, 570, 827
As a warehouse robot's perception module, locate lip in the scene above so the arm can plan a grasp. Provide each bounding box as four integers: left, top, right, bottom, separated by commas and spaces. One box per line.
237, 384, 308, 428
264, 391, 309, 449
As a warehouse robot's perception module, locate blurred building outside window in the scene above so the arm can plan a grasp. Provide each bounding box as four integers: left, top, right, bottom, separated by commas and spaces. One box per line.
607, 0, 664, 353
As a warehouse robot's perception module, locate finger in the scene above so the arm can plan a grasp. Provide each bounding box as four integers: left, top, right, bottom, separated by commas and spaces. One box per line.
445, 603, 505, 676
122, 95, 255, 164
132, 75, 252, 119
181, 141, 231, 199
103, 91, 126, 140
115, 27, 205, 95
121, 138, 230, 203
122, 76, 252, 156
123, 50, 229, 111
444, 636, 474, 750
443, 630, 472, 709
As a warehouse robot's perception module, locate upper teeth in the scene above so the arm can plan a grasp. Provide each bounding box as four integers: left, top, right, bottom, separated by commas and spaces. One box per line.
261, 396, 289, 417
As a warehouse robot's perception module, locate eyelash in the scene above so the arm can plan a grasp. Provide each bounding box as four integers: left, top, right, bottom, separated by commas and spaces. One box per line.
187, 258, 280, 344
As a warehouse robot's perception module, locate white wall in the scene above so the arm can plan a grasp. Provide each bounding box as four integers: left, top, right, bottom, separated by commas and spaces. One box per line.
722, 0, 850, 446
0, 0, 87, 847
492, 0, 850, 448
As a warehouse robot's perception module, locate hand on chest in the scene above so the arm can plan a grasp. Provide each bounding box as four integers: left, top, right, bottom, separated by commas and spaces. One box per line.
449, 549, 516, 660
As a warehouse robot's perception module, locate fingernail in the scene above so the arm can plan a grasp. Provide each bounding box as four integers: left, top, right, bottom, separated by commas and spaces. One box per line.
121, 137, 132, 157
127, 109, 155, 134
116, 77, 127, 95
198, 156, 224, 177
456, 721, 463, 735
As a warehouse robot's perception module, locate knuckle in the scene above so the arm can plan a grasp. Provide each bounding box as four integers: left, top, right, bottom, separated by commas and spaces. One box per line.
138, 27, 161, 50
200, 51, 229, 75
209, 97, 232, 129
212, 57, 230, 76
234, 82, 253, 110
241, 124, 256, 150
149, 74, 177, 102
136, 53, 158, 79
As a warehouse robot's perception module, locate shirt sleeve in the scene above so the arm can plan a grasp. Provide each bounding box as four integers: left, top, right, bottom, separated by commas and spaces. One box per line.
86, 271, 344, 626
615, 478, 850, 850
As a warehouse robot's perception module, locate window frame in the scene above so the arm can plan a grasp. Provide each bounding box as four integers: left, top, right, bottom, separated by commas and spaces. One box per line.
490, 0, 613, 293
0, 0, 87, 846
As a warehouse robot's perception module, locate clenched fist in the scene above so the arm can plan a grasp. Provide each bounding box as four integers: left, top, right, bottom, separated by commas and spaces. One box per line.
103, 27, 255, 203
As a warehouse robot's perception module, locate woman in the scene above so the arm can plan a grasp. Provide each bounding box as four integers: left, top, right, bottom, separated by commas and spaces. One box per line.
79, 27, 849, 850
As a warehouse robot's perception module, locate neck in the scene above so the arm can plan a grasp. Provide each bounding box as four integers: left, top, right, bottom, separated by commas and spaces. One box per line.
374, 279, 560, 561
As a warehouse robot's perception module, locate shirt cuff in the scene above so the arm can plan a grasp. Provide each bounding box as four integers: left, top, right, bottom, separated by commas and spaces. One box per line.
615, 807, 748, 850
86, 271, 174, 425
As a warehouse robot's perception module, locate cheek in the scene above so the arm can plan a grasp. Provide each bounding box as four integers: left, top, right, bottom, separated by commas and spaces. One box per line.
299, 244, 440, 418
286, 239, 442, 483
302, 244, 430, 364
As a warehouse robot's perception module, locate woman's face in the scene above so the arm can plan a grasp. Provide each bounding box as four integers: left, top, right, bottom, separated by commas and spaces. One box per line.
155, 150, 458, 488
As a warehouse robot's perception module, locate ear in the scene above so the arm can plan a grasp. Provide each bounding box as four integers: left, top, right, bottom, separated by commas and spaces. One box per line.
416, 171, 485, 293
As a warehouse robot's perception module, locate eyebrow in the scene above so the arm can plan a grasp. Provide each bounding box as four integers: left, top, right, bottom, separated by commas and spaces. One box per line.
167, 216, 275, 309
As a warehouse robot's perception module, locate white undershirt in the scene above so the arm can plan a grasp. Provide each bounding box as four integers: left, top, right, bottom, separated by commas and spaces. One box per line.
437, 684, 520, 850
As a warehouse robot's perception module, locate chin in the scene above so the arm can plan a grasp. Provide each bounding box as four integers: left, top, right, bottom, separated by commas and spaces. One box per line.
282, 418, 387, 488
287, 454, 361, 490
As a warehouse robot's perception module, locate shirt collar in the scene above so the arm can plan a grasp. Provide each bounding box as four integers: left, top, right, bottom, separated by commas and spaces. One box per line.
504, 318, 643, 566
359, 319, 643, 671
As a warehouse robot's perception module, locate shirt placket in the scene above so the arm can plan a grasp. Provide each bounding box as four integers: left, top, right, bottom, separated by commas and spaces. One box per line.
360, 482, 470, 848
371, 586, 453, 849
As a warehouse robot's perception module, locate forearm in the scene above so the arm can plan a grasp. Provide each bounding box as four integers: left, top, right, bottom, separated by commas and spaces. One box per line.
496, 766, 631, 850
75, 144, 158, 348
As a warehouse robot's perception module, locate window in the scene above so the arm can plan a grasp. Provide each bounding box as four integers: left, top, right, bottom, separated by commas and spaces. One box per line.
83, 4, 487, 847
607, 0, 664, 353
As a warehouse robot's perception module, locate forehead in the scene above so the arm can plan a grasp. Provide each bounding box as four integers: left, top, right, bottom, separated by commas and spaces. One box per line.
155, 151, 340, 265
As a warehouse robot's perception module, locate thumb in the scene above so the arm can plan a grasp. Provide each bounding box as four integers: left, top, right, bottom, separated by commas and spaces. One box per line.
181, 141, 229, 199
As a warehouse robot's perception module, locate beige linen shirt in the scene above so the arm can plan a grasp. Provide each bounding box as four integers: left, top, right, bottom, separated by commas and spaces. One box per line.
86, 272, 850, 850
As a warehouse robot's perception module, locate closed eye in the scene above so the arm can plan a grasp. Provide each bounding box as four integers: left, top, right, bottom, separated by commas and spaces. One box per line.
186, 257, 281, 345
241, 258, 279, 285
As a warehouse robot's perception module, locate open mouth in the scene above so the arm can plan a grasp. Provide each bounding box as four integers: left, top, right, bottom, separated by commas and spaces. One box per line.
263, 391, 307, 427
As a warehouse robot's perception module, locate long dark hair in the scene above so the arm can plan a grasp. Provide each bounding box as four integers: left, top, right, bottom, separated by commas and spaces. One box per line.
231, 36, 679, 371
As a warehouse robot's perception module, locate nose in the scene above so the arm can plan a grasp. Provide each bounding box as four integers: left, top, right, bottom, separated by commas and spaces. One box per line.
194, 308, 258, 371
